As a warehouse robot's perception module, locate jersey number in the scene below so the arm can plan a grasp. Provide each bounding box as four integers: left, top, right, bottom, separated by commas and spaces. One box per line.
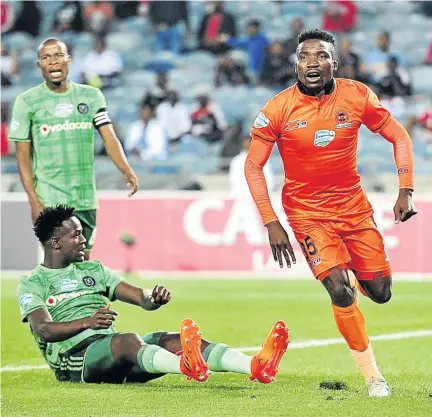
300, 236, 318, 260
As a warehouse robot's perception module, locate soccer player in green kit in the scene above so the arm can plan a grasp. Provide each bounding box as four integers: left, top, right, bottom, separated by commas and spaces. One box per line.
18, 205, 289, 384
8, 38, 138, 259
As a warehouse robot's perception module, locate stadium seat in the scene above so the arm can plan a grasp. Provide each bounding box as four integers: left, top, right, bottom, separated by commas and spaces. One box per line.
411, 66, 432, 94
2, 32, 33, 50
107, 32, 142, 52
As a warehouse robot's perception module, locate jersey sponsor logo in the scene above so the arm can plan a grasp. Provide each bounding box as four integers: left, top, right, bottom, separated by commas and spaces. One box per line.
253, 112, 269, 129
61, 279, 78, 291
314, 130, 335, 147
19, 294, 33, 307
40, 121, 93, 135
55, 103, 74, 118
398, 168, 410, 174
285, 120, 307, 131
83, 276, 96, 287
311, 257, 322, 268
45, 289, 98, 307
10, 118, 19, 132
335, 110, 352, 129
78, 103, 89, 114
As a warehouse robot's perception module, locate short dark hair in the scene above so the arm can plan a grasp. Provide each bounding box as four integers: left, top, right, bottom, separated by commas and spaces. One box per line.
37, 37, 68, 57
248, 19, 260, 29
33, 205, 76, 243
297, 29, 336, 58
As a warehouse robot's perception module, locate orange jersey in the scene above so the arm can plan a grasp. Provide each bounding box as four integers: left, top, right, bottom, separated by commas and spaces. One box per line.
248, 78, 413, 222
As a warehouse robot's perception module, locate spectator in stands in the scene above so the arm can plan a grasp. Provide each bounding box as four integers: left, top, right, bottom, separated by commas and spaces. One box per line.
260, 40, 295, 89
83, 1, 114, 36
83, 36, 123, 90
284, 18, 304, 58
149, 0, 190, 55
115, 1, 140, 19
214, 54, 250, 87
337, 37, 369, 83
141, 72, 169, 111
191, 93, 227, 143
197, 1, 237, 55
220, 19, 270, 80
53, 1, 84, 34
322, 0, 357, 34
1, 43, 19, 87
1, 1, 15, 34
425, 42, 432, 65
10, 1, 41, 37
406, 108, 432, 158
156, 90, 191, 144
125, 104, 167, 160
229, 136, 274, 197
363, 31, 405, 83
1, 102, 10, 157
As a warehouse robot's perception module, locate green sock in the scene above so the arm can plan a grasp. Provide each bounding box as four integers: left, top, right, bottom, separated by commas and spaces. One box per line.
203, 343, 252, 374
137, 344, 181, 374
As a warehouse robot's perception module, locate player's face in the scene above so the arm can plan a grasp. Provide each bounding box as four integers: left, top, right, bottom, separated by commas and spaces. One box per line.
38, 42, 71, 84
57, 217, 87, 263
296, 39, 337, 92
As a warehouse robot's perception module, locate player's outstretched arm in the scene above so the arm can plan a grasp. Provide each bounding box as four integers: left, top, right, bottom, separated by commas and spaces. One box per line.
378, 117, 418, 223
99, 124, 139, 197
114, 282, 171, 311
27, 306, 118, 342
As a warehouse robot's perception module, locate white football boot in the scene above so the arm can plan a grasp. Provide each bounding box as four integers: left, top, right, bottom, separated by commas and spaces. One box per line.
367, 377, 391, 397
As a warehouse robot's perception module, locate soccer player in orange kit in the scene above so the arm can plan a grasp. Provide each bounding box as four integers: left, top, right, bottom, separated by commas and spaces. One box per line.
245, 29, 417, 397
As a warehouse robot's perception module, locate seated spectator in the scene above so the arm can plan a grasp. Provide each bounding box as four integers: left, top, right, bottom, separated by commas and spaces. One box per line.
53, 1, 84, 34
191, 93, 227, 143
10, 1, 41, 37
322, 0, 357, 33
125, 104, 167, 160
149, 0, 190, 55
83, 36, 123, 90
214, 54, 250, 87
83, 1, 114, 35
197, 1, 236, 55
1, 102, 10, 156
337, 38, 369, 83
363, 31, 405, 83
221, 20, 270, 80
376, 56, 412, 98
284, 18, 305, 58
156, 90, 191, 144
229, 136, 274, 197
260, 40, 294, 88
141, 71, 169, 111
425, 42, 432, 65
1, 43, 19, 87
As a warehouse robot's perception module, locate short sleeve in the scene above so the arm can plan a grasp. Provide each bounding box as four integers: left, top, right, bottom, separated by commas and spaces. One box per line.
102, 265, 126, 301
362, 86, 391, 132
18, 278, 46, 322
8, 94, 32, 142
250, 98, 281, 143
93, 89, 111, 129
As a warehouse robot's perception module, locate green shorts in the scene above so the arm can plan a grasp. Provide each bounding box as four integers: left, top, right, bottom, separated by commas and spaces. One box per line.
74, 210, 97, 251
55, 332, 166, 384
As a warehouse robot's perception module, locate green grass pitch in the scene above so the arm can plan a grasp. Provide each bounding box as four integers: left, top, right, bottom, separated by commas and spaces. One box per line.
1, 276, 431, 417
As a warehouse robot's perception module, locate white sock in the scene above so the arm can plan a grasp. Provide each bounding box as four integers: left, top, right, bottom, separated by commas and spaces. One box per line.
138, 344, 181, 374
350, 343, 383, 383
210, 346, 252, 374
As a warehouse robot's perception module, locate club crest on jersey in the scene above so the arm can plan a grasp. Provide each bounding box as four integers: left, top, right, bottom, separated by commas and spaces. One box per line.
55, 103, 73, 118
78, 103, 89, 114
253, 112, 269, 129
83, 276, 96, 287
314, 130, 335, 147
285, 120, 307, 131
334, 110, 352, 128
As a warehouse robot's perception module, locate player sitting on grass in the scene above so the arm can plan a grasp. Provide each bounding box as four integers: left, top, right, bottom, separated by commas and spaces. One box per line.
18, 205, 289, 384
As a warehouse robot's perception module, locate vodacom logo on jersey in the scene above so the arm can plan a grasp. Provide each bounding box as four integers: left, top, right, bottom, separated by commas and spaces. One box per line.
40, 121, 93, 135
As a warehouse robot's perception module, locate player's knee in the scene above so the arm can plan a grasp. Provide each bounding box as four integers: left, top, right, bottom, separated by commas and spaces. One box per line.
368, 285, 392, 304
361, 276, 392, 304
322, 269, 354, 308
111, 333, 143, 363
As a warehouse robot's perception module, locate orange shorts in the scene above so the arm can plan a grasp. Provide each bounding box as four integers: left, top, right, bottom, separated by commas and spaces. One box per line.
290, 216, 391, 281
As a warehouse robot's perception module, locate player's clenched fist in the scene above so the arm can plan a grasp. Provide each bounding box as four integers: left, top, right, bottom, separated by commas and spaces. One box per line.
85, 305, 118, 329
266, 220, 296, 268
151, 285, 171, 305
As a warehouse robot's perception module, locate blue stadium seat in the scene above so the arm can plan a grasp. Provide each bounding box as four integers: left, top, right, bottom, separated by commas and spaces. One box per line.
411, 66, 432, 94
2, 32, 33, 50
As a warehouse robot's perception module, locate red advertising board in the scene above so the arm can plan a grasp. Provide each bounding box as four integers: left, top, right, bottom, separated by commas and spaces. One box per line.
92, 193, 431, 276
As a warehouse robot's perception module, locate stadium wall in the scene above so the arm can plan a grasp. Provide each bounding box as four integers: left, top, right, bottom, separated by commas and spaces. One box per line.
1, 192, 431, 278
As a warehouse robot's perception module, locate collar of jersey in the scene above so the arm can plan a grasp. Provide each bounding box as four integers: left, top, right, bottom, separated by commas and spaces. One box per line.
37, 263, 74, 273
43, 81, 74, 96
297, 78, 335, 97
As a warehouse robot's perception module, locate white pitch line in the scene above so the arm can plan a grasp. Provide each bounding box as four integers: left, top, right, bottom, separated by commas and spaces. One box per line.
2, 330, 431, 373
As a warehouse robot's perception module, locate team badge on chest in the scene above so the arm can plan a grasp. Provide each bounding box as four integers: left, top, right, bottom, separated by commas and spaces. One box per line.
334, 110, 352, 128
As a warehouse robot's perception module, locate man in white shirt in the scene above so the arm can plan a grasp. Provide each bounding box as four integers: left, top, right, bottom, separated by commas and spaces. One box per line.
125, 105, 168, 160
156, 90, 191, 144
229, 136, 274, 197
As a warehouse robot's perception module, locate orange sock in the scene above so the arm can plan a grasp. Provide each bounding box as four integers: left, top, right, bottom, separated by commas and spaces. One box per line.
332, 299, 369, 351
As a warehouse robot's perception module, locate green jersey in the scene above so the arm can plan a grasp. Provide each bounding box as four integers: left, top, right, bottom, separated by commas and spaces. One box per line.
8, 82, 112, 210
18, 261, 125, 371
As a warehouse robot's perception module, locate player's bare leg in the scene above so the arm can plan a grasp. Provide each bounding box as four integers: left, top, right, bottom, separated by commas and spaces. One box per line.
357, 275, 392, 304
322, 268, 390, 397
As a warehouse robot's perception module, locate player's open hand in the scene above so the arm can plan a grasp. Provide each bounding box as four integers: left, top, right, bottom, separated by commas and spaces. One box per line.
393, 188, 418, 224
86, 304, 118, 330
266, 220, 296, 268
124, 169, 139, 197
